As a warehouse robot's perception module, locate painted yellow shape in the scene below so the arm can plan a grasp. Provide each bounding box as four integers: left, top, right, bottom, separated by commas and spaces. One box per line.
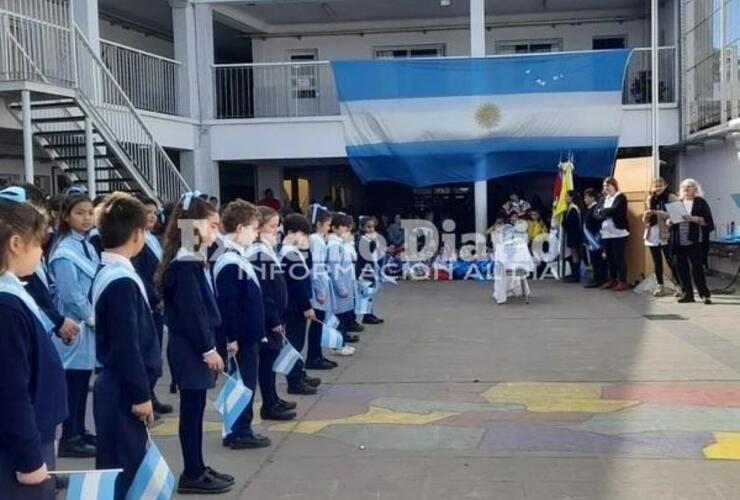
481, 382, 639, 414
704, 432, 740, 460
150, 417, 223, 437
269, 406, 456, 434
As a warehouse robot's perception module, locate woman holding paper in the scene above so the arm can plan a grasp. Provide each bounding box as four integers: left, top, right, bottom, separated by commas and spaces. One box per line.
670, 179, 715, 304
642, 178, 679, 296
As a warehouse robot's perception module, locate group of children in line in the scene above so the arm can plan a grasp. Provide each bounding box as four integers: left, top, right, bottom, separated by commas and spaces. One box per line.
0, 185, 386, 499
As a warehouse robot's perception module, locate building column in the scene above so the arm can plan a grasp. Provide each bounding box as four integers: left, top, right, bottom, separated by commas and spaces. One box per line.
180, 131, 219, 197
21, 90, 34, 183
650, 0, 660, 179
72, 0, 100, 54
470, 0, 487, 235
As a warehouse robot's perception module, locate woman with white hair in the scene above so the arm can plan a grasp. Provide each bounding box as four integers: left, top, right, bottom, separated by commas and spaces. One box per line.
670, 178, 715, 304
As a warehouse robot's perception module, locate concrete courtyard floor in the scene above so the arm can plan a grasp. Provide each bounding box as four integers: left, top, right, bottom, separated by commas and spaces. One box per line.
60, 278, 740, 499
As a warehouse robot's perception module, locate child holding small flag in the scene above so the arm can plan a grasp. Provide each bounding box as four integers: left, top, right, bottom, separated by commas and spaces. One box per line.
326, 213, 359, 346
0, 186, 66, 499
91, 193, 162, 499
214, 200, 272, 450
356, 215, 384, 325
280, 213, 322, 395
246, 207, 297, 421
156, 194, 233, 494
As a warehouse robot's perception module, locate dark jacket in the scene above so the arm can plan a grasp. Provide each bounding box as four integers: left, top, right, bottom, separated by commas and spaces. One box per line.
670, 196, 715, 247
214, 250, 265, 347
563, 206, 583, 248
281, 246, 313, 315
22, 267, 65, 333
248, 245, 287, 351
596, 193, 629, 231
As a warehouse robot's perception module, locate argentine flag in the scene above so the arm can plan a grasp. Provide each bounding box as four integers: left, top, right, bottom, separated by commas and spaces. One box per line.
66, 470, 120, 500
332, 50, 631, 187
125, 440, 175, 500
355, 296, 373, 315
273, 342, 303, 375
214, 368, 253, 438
320, 320, 344, 349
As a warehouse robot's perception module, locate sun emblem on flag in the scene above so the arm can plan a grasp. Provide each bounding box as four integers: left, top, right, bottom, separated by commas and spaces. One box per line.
475, 103, 502, 130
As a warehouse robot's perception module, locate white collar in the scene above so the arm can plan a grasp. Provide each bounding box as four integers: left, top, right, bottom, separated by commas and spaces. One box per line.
175, 247, 205, 262
101, 252, 134, 270
221, 235, 246, 256
70, 230, 87, 241
0, 271, 23, 286
327, 234, 343, 243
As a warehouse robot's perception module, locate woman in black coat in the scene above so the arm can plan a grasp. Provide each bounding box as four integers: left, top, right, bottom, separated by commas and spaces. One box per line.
595, 177, 630, 291
562, 190, 584, 283
670, 178, 715, 304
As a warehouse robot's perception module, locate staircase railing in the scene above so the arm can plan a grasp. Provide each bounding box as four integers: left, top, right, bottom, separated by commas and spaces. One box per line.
74, 26, 189, 202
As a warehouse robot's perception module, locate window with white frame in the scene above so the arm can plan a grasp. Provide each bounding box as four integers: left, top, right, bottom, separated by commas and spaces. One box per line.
374, 44, 446, 59
495, 39, 563, 55
289, 50, 319, 100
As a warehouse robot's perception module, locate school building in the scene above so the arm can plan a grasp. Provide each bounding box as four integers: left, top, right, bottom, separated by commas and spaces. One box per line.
0, 0, 738, 234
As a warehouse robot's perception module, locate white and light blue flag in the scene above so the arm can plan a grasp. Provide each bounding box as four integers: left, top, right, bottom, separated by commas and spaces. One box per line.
214, 367, 253, 438
125, 440, 175, 500
332, 50, 631, 186
273, 342, 303, 375
66, 469, 120, 500
320, 320, 344, 349
355, 296, 373, 316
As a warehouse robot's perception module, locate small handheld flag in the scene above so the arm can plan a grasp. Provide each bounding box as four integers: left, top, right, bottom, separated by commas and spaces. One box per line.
355, 296, 373, 315
65, 469, 121, 500
319, 320, 344, 349
214, 364, 253, 438
381, 274, 397, 285
125, 438, 175, 500
273, 342, 303, 375
325, 314, 340, 329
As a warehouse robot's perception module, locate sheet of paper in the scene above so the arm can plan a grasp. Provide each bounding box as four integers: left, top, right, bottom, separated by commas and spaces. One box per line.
665, 201, 688, 224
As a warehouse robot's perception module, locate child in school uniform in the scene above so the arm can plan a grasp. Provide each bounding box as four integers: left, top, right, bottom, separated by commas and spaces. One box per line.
304, 206, 338, 369
132, 196, 172, 417
280, 213, 322, 395
156, 194, 233, 495
356, 216, 385, 325
0, 186, 67, 500
48, 193, 99, 459
246, 206, 297, 421
91, 193, 162, 499
326, 213, 359, 346
213, 200, 272, 450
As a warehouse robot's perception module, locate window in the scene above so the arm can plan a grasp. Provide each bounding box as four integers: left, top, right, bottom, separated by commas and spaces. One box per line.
593, 37, 627, 50
374, 44, 446, 59
495, 40, 562, 55
289, 50, 319, 100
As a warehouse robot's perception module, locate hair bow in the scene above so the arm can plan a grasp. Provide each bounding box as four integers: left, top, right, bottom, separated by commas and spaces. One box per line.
309, 204, 328, 224
64, 185, 87, 196
0, 186, 26, 203
180, 190, 202, 211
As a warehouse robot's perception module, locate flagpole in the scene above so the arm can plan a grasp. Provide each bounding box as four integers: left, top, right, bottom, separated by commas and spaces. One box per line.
651, 0, 660, 179
48, 468, 124, 475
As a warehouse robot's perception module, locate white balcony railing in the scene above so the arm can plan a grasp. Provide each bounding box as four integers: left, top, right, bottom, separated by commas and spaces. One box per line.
100, 39, 181, 116
213, 47, 678, 120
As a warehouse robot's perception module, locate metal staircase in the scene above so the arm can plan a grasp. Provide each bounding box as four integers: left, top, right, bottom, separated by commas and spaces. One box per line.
0, 1, 189, 202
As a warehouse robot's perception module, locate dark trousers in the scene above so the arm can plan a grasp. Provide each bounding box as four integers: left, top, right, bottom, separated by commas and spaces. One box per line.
94, 371, 147, 500
675, 244, 711, 299
649, 244, 676, 286
285, 311, 307, 388
149, 313, 164, 398
231, 342, 258, 437
61, 369, 92, 441
604, 236, 628, 283
258, 344, 279, 409
588, 247, 607, 285
306, 309, 325, 362
179, 389, 206, 479
337, 311, 354, 338
0, 441, 55, 500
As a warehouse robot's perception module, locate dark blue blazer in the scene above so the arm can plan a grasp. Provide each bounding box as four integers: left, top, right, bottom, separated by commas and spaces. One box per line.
215, 250, 265, 347
23, 271, 64, 332
95, 277, 162, 405
132, 244, 161, 308
281, 249, 313, 315
163, 260, 221, 390
249, 249, 287, 331
0, 294, 67, 473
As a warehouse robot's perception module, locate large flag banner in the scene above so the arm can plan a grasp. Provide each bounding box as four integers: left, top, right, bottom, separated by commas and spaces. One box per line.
332, 50, 631, 187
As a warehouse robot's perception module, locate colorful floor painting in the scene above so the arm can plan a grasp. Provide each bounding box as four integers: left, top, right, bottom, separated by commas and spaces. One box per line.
243, 382, 740, 460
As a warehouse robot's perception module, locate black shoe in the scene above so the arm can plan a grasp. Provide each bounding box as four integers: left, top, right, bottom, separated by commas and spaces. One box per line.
305, 358, 337, 370
678, 295, 695, 303
228, 433, 271, 450
82, 432, 97, 446
153, 399, 174, 415
205, 466, 234, 485
702, 297, 712, 305
362, 315, 384, 325
277, 398, 297, 410
58, 436, 96, 458
302, 375, 322, 388
287, 382, 318, 395
343, 333, 360, 343
260, 405, 297, 421
348, 321, 365, 333
177, 472, 232, 494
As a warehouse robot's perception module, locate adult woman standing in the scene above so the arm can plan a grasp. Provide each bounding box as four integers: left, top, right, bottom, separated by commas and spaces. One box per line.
596, 177, 630, 291
670, 179, 714, 304
642, 178, 678, 296
562, 190, 584, 283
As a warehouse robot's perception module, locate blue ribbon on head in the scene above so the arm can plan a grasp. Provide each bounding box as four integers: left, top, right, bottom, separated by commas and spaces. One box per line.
310, 204, 328, 224
64, 185, 87, 196
0, 186, 26, 203
180, 190, 202, 211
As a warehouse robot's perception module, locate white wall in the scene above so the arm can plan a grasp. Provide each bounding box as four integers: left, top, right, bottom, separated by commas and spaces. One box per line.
99, 19, 175, 58
677, 139, 740, 238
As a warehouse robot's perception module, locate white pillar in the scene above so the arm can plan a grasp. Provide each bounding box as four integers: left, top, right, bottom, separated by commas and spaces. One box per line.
650, 0, 660, 179
21, 90, 34, 183
470, 0, 487, 234
180, 136, 219, 197
72, 0, 99, 54
85, 117, 96, 198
